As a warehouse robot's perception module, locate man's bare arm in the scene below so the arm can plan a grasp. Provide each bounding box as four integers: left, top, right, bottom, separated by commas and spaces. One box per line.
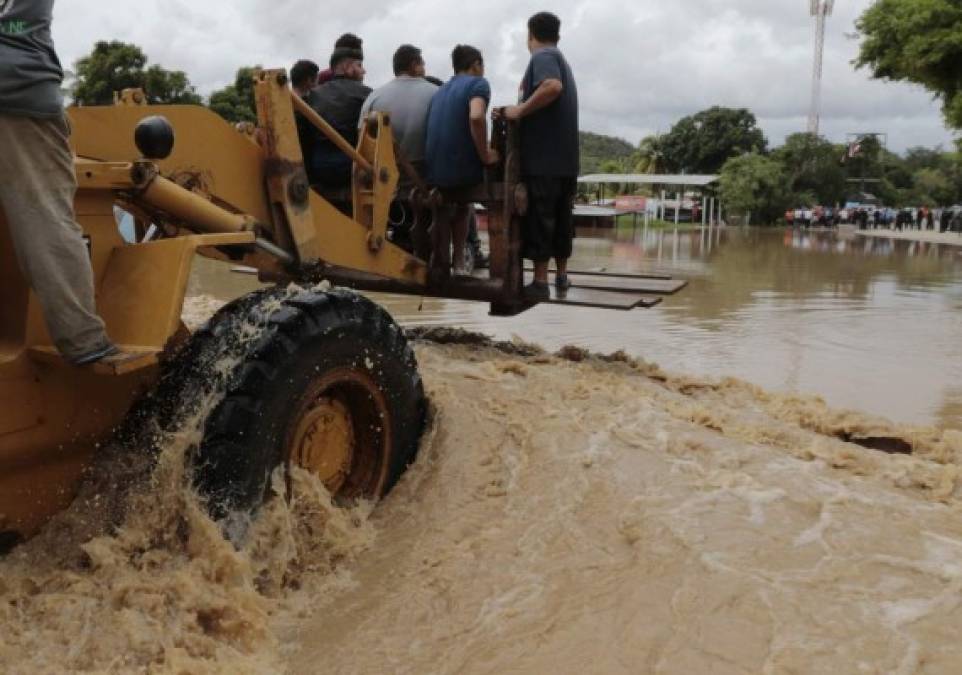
497, 79, 563, 122
469, 97, 499, 165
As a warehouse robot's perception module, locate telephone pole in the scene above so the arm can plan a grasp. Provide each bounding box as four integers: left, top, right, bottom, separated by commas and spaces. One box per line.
808, 0, 835, 137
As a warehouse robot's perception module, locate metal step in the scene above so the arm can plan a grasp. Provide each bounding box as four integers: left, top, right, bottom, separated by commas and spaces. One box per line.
545, 286, 661, 310
547, 272, 687, 295
523, 274, 661, 310
524, 266, 673, 281
28, 345, 159, 376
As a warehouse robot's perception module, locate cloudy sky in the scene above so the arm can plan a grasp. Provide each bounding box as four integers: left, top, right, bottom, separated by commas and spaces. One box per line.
52, 0, 955, 153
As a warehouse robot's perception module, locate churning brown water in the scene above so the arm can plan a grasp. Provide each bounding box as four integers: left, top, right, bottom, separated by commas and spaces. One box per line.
2, 226, 962, 674
192, 226, 962, 430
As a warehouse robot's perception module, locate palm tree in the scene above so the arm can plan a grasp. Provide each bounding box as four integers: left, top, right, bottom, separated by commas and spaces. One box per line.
598, 159, 627, 197
632, 135, 664, 175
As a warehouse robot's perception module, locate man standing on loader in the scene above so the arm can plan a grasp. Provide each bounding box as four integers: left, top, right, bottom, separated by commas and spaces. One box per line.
308, 36, 371, 189
424, 44, 499, 277
317, 33, 364, 86
0, 0, 119, 365
497, 11, 580, 299
290, 59, 321, 183
358, 44, 437, 177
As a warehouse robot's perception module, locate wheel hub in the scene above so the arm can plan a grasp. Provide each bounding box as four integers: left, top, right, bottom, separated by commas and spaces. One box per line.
291, 396, 355, 493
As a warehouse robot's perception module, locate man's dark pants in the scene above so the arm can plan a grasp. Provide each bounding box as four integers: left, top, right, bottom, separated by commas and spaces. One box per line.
521, 176, 577, 263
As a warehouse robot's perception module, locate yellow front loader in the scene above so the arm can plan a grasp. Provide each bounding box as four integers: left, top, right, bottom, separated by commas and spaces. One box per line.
0, 70, 684, 548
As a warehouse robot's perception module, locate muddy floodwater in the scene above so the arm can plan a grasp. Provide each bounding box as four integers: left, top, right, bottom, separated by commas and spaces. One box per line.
191, 226, 962, 430
4, 226, 962, 675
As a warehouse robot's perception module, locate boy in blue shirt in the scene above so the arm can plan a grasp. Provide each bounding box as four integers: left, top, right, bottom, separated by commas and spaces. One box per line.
425, 45, 499, 277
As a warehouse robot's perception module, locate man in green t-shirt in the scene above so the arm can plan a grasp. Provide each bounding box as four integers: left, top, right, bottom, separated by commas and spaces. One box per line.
0, 0, 118, 364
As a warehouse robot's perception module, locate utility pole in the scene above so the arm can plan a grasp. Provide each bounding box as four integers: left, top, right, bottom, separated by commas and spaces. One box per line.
808, 0, 835, 137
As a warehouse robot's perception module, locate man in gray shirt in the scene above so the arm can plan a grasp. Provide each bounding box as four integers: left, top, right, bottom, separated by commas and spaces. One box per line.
0, 0, 117, 364
358, 44, 438, 175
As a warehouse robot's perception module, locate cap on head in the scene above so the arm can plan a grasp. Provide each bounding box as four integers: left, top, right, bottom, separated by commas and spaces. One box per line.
335, 32, 363, 50
331, 32, 364, 68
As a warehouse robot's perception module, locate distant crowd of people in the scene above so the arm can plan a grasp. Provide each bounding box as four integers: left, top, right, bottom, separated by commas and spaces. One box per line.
288, 11, 580, 298
786, 205, 962, 233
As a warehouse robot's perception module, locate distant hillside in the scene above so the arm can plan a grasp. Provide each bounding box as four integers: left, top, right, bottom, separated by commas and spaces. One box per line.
580, 131, 635, 174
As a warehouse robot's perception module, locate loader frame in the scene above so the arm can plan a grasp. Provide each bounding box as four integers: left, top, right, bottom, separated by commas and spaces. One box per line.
0, 68, 683, 542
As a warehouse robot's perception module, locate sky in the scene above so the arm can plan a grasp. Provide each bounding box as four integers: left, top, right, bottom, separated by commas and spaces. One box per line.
51, 0, 956, 154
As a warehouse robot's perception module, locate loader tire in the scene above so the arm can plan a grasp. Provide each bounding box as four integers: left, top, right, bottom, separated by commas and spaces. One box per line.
192, 289, 426, 519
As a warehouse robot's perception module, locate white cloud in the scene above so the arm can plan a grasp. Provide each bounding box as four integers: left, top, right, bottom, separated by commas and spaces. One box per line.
51, 0, 955, 152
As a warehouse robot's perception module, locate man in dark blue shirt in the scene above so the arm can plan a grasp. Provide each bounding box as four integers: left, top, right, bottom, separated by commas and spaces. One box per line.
425, 44, 499, 277
498, 12, 580, 300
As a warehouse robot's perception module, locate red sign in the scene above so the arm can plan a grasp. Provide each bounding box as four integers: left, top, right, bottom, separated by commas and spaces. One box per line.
614, 196, 647, 211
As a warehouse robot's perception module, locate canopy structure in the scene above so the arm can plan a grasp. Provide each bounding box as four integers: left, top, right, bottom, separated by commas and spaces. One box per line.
573, 205, 636, 217
572, 204, 647, 229
578, 174, 723, 226
578, 174, 719, 187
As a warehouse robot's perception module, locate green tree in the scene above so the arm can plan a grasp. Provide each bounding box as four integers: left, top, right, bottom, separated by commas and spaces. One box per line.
660, 107, 767, 175
911, 167, 955, 204
71, 41, 145, 104
773, 133, 848, 206
630, 135, 664, 174
143, 66, 202, 105
596, 158, 630, 194
579, 131, 635, 175
898, 146, 962, 204
875, 177, 903, 207
856, 0, 962, 130
209, 66, 260, 124
598, 158, 628, 172
881, 149, 913, 191
945, 152, 962, 203
71, 41, 201, 106
903, 146, 948, 174
718, 153, 790, 225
